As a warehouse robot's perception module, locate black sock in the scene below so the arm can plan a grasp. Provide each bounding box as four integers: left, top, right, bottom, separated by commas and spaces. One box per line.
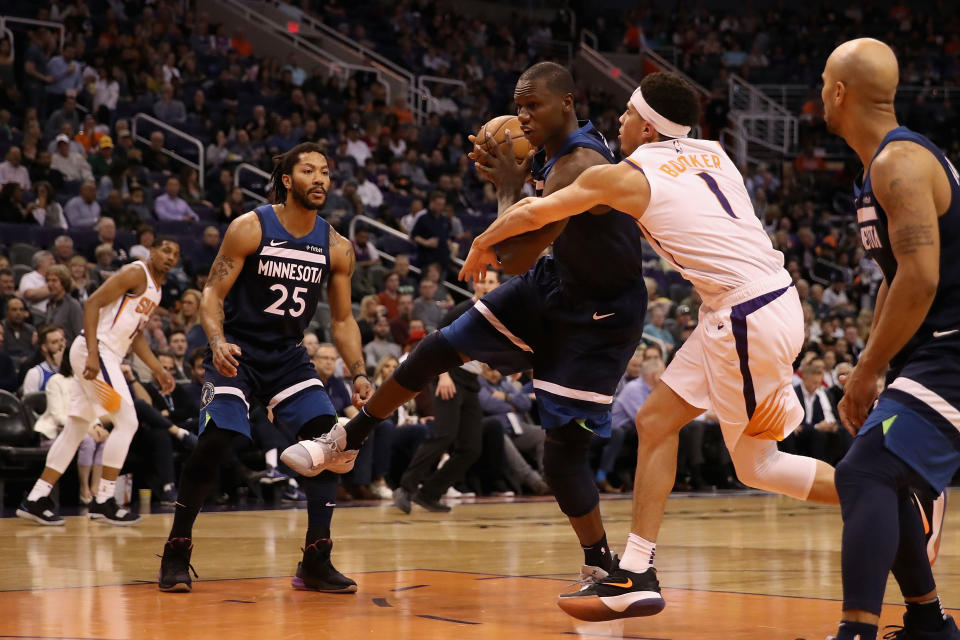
836, 621, 877, 640
169, 423, 233, 540
906, 598, 946, 632
302, 472, 338, 547
582, 533, 612, 571
344, 406, 381, 450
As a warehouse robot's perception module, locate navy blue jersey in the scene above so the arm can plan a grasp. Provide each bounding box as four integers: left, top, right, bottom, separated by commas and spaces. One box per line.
531, 121, 646, 299
222, 204, 331, 348
854, 126, 960, 369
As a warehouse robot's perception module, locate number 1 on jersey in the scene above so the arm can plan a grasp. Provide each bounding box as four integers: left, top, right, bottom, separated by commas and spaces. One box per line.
696, 172, 738, 219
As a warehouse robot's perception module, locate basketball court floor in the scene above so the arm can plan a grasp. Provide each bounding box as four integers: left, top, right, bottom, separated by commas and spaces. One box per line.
2, 491, 957, 640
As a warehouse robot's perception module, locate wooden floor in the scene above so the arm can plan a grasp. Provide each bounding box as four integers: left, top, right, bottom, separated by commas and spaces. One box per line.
2, 491, 958, 639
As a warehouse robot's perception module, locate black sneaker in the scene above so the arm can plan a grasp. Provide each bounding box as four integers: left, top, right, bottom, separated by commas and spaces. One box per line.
393, 486, 412, 514
411, 490, 451, 512
158, 537, 197, 592
557, 566, 666, 622
291, 539, 357, 593
912, 488, 948, 565
880, 613, 960, 640
16, 496, 64, 526
88, 497, 141, 526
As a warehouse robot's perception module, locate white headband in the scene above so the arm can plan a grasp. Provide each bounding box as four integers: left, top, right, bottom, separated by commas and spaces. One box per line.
630, 86, 691, 139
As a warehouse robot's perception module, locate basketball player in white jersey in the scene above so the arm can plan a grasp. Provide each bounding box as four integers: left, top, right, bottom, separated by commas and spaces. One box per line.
17, 239, 180, 526
460, 71, 848, 620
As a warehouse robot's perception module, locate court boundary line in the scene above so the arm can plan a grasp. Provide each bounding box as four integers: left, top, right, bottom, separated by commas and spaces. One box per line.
3, 567, 957, 612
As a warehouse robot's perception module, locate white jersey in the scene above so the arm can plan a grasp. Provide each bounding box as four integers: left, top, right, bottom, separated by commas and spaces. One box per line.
96, 261, 160, 357
627, 138, 785, 308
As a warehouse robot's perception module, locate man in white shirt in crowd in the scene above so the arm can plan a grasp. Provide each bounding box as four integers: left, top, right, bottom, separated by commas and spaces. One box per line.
345, 125, 371, 166
64, 180, 101, 228
364, 316, 401, 369
0, 147, 31, 189
22, 324, 66, 395
18, 251, 54, 319
51, 133, 93, 181
355, 168, 383, 209
155, 177, 198, 222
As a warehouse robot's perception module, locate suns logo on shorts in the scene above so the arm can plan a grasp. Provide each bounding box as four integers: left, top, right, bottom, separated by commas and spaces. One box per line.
200, 382, 215, 410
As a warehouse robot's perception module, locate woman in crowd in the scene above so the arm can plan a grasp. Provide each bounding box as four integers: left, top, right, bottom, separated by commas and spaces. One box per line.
26, 181, 67, 228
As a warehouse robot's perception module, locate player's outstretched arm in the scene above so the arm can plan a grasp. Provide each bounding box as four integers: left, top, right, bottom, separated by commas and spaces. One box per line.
327, 227, 373, 406
459, 162, 650, 282
202, 212, 261, 377
839, 142, 941, 431
79, 263, 146, 380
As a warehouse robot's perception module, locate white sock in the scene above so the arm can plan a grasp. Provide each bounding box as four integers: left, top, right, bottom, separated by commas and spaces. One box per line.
619, 533, 656, 573
96, 478, 117, 504
265, 448, 278, 469
27, 479, 54, 502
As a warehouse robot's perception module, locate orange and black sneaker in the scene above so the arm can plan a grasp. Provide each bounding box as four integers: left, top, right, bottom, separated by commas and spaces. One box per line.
557, 566, 665, 622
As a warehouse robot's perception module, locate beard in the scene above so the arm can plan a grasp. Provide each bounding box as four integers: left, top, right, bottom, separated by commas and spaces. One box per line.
290, 182, 326, 211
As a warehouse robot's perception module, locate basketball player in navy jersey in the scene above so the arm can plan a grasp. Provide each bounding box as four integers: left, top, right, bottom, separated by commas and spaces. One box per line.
158, 142, 372, 593
283, 62, 648, 592
821, 39, 960, 640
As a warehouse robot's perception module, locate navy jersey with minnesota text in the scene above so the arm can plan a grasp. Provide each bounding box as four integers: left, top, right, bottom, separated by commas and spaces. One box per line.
222, 204, 331, 348
854, 126, 960, 370
531, 121, 646, 299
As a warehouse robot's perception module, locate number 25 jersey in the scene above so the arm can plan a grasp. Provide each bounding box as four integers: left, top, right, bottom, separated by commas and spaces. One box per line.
223, 204, 330, 348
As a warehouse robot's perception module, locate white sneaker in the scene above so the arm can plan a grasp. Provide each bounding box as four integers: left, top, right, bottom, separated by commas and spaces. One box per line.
280, 423, 358, 476
371, 483, 393, 500
444, 486, 476, 498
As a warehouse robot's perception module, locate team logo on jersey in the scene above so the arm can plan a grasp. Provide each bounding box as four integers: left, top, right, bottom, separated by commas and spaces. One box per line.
200, 382, 215, 410
673, 140, 683, 155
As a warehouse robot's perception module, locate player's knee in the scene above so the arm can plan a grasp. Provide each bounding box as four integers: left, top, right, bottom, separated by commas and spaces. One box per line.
543, 421, 597, 518
730, 438, 817, 500
392, 331, 464, 391
634, 405, 675, 445
298, 414, 337, 440
113, 403, 139, 435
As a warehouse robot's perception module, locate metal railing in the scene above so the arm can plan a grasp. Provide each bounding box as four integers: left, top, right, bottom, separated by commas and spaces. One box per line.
234, 162, 270, 203
415, 76, 468, 115
577, 35, 636, 95
348, 214, 471, 299
263, 0, 417, 116
131, 113, 206, 188
212, 0, 391, 104
0, 16, 65, 52
728, 74, 798, 156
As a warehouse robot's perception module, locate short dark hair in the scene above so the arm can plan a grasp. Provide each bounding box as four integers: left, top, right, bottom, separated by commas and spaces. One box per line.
188, 346, 206, 367
168, 329, 186, 340
153, 235, 179, 248
270, 142, 327, 203
639, 72, 701, 129
38, 323, 64, 346
518, 61, 575, 97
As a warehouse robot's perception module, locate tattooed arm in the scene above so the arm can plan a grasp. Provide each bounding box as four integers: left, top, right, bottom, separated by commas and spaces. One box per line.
201, 212, 262, 377
838, 141, 943, 430
327, 226, 373, 405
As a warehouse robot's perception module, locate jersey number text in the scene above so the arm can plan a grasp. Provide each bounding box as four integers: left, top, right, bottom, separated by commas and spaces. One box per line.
264, 284, 307, 317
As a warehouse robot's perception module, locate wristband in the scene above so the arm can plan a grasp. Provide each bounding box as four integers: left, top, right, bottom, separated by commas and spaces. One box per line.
352, 373, 370, 384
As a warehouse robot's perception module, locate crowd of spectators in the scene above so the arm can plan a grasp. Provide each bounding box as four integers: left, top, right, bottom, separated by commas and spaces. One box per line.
2, 0, 954, 508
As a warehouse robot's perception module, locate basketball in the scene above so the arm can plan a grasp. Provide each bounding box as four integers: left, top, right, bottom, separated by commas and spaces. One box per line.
475, 115, 534, 163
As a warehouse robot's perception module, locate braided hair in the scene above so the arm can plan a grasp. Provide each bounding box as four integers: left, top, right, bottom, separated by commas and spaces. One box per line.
269, 142, 328, 204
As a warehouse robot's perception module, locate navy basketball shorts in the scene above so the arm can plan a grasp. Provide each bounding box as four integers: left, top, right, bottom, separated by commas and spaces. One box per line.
199, 338, 336, 439
441, 258, 646, 438
857, 335, 960, 493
